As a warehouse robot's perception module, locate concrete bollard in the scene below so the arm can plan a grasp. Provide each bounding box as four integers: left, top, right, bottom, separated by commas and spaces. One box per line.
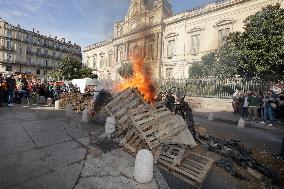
82, 108, 89, 123
46, 98, 52, 106
133, 149, 153, 184
238, 117, 245, 128
66, 103, 73, 116
105, 116, 116, 135
54, 100, 60, 110
208, 113, 214, 121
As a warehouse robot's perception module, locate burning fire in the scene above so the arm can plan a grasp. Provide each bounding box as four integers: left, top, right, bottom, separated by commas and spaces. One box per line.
114, 55, 156, 103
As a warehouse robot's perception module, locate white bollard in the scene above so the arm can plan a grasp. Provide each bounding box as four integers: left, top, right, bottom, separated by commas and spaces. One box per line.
47, 98, 52, 106
82, 108, 89, 123
105, 116, 116, 135
208, 113, 214, 121
238, 117, 245, 128
54, 100, 60, 110
133, 149, 153, 184
66, 103, 73, 116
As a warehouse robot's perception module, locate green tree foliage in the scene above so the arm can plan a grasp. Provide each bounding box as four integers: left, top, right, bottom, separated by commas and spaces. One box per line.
51, 56, 93, 81
217, 4, 284, 81
188, 52, 216, 78
189, 4, 284, 81
117, 63, 133, 78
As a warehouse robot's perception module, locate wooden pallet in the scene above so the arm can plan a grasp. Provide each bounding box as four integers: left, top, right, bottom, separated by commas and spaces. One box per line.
159, 144, 187, 166
120, 127, 148, 154
104, 88, 148, 137
158, 150, 214, 189
104, 88, 149, 153
128, 103, 187, 149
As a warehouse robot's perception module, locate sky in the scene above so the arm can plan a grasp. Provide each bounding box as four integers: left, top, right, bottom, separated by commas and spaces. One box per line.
0, 0, 215, 49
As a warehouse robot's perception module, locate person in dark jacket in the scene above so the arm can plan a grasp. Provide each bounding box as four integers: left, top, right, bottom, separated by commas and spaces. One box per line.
248, 91, 262, 121
6, 74, 16, 107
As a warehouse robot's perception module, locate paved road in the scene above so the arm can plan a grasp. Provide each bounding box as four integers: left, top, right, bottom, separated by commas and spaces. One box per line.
195, 117, 283, 154
0, 105, 282, 189
0, 105, 89, 189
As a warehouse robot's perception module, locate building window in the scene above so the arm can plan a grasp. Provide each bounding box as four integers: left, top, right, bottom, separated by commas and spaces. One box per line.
18, 44, 22, 54
27, 57, 32, 64
86, 56, 90, 67
45, 60, 48, 67
147, 44, 155, 60
43, 70, 47, 75
93, 54, 97, 68
109, 54, 113, 66
166, 68, 173, 79
6, 53, 12, 61
36, 69, 41, 75
133, 45, 139, 58
190, 35, 200, 55
167, 40, 175, 58
37, 48, 41, 55
44, 49, 48, 56
6, 40, 12, 49
119, 51, 123, 62
6, 65, 12, 71
149, 16, 154, 25
218, 28, 230, 47
7, 30, 12, 38
100, 56, 104, 68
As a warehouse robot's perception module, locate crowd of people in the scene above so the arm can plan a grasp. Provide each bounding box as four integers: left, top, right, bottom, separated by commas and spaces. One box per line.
232, 89, 284, 127
0, 73, 80, 107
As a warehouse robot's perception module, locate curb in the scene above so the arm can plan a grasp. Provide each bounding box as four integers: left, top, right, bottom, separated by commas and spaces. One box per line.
193, 113, 284, 135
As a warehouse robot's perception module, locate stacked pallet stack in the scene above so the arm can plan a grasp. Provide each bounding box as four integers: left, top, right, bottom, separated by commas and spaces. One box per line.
59, 93, 93, 113
104, 88, 214, 188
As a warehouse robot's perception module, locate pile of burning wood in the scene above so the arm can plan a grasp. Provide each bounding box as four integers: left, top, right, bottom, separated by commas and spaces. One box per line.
103, 88, 214, 188
59, 93, 93, 113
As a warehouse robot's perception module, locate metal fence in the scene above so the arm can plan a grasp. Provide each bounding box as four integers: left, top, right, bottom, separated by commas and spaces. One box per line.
155, 78, 271, 99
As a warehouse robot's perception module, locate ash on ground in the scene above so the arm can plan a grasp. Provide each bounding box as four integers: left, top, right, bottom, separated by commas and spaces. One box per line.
93, 134, 120, 153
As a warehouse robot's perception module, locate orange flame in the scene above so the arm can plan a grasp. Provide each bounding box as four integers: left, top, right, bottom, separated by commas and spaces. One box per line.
114, 55, 156, 103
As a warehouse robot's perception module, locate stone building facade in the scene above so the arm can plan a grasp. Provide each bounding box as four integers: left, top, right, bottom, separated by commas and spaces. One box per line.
83, 0, 283, 80
0, 18, 82, 80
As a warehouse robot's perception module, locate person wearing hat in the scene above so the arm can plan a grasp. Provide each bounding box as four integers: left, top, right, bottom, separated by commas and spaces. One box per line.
6, 74, 16, 107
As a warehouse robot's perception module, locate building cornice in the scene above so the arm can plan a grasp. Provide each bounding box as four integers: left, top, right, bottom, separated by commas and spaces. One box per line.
0, 19, 81, 50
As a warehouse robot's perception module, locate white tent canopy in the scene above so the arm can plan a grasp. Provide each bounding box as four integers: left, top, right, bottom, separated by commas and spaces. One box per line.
72, 78, 98, 93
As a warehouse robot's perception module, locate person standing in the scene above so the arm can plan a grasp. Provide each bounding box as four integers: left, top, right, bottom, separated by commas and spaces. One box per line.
260, 91, 276, 127
248, 91, 261, 121
240, 91, 249, 118
0, 73, 4, 106
6, 74, 16, 107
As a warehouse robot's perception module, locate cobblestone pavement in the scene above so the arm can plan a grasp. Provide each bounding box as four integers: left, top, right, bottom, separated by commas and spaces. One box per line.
1, 105, 282, 189
0, 105, 89, 189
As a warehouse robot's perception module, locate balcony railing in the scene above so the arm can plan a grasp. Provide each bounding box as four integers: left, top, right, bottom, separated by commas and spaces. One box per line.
0, 35, 81, 57
0, 59, 54, 69
0, 46, 16, 52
